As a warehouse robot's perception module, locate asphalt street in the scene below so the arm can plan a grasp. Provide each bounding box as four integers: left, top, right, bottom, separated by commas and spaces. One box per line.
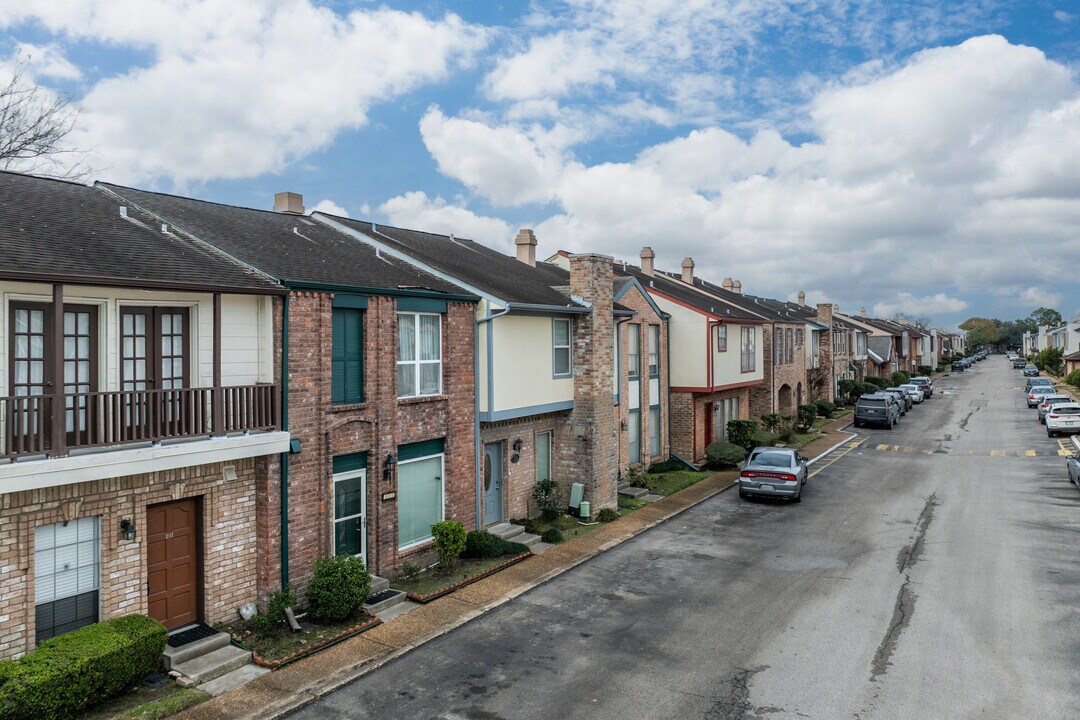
288, 358, 1080, 720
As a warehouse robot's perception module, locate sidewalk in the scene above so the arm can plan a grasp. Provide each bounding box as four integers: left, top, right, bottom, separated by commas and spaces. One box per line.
177, 415, 856, 720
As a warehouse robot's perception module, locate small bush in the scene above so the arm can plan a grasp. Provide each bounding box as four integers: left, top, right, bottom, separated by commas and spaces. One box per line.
865, 376, 888, 390
705, 441, 747, 469
541, 528, 564, 543
307, 555, 372, 622
627, 465, 647, 488
752, 429, 780, 446
759, 413, 783, 432
1065, 370, 1080, 389
597, 507, 620, 522
533, 478, 563, 521
796, 404, 818, 432
647, 459, 683, 473
400, 562, 422, 581
726, 419, 758, 451
1033, 347, 1064, 376
892, 371, 910, 385
861, 382, 881, 395
256, 586, 296, 634
917, 365, 934, 376
0, 614, 167, 720
837, 379, 863, 405
431, 520, 468, 570
814, 400, 835, 418
462, 529, 501, 559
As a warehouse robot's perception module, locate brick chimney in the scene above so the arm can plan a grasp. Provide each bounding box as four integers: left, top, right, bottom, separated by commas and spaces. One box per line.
568, 254, 617, 513
640, 246, 655, 276
722, 278, 733, 291
732, 280, 742, 294
274, 192, 304, 215
681, 257, 694, 284
798, 291, 805, 306
816, 303, 836, 402
898, 314, 907, 326
860, 307, 867, 318
515, 228, 537, 267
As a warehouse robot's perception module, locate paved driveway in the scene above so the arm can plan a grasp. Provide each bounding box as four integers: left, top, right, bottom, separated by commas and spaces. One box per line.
289, 358, 1079, 719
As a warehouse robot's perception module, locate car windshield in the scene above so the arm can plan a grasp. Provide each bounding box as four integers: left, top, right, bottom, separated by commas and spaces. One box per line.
750, 452, 791, 467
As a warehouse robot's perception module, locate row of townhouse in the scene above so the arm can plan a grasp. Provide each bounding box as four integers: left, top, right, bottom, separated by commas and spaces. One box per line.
0, 169, 960, 659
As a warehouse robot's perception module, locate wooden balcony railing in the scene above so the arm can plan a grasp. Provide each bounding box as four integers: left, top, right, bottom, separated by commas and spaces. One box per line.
1, 384, 279, 462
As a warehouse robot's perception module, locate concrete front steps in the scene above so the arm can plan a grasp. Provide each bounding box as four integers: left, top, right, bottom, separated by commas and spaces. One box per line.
163, 630, 268, 697
488, 521, 553, 554
364, 575, 418, 622
617, 481, 649, 499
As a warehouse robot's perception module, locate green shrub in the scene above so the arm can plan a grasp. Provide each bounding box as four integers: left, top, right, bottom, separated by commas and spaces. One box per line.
917, 365, 934, 376
892, 371, 910, 385
431, 520, 467, 570
1033, 347, 1064, 376
759, 413, 783, 432
533, 478, 563, 521
1065, 370, 1080, 389
647, 459, 683, 473
814, 400, 835, 418
796, 404, 818, 432
0, 614, 167, 720
865, 376, 888, 390
726, 419, 758, 451
462, 529, 501, 559
705, 441, 747, 469
861, 382, 881, 395
306, 555, 372, 622
400, 562, 422, 581
837, 379, 863, 405
256, 586, 296, 634
541, 528, 564, 543
752, 429, 780, 446
597, 507, 620, 522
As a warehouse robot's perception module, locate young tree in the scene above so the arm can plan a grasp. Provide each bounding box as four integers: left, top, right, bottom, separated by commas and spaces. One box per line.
959, 317, 1000, 348
0, 57, 85, 178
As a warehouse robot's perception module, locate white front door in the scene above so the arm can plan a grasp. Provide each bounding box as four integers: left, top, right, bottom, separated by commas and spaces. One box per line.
333, 469, 366, 563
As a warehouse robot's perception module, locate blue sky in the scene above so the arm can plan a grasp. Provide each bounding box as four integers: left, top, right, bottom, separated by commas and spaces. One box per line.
2, 1, 1079, 330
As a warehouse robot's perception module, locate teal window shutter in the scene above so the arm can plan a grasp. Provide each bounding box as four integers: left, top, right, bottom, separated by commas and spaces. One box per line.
332, 308, 364, 404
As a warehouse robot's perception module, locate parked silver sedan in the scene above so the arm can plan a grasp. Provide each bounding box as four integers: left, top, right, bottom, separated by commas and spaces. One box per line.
1068, 451, 1080, 492
739, 447, 808, 503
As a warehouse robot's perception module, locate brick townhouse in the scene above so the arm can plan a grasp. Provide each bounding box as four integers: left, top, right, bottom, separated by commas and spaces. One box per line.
831, 313, 870, 390
101, 184, 480, 593
313, 217, 629, 522
0, 172, 290, 659
611, 249, 764, 465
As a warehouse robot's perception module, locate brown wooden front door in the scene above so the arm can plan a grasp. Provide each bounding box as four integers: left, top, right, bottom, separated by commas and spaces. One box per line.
147, 499, 201, 628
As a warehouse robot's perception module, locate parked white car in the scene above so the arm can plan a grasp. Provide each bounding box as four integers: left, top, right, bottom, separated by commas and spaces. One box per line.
898, 384, 925, 403
1045, 403, 1080, 437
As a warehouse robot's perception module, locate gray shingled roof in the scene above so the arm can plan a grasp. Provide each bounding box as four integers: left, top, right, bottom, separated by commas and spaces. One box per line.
0, 172, 280, 293
613, 264, 761, 321
99, 183, 470, 297
321, 217, 585, 309
868, 336, 894, 362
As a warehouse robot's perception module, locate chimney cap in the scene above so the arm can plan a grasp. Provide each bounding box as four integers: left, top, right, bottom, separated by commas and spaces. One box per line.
515, 228, 537, 246
640, 246, 655, 259
681, 257, 694, 268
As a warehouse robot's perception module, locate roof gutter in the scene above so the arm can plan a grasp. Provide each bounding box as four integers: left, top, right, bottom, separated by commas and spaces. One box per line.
0, 269, 286, 296
282, 279, 479, 303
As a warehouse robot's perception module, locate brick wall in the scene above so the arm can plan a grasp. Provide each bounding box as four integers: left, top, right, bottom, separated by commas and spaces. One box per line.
750, 321, 809, 419
0, 457, 260, 659
279, 291, 475, 593
480, 412, 571, 521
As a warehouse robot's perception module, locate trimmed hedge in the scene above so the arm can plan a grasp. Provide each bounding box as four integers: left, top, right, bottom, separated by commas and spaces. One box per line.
814, 400, 835, 417
307, 555, 372, 622
0, 614, 167, 720
462, 530, 528, 559
726, 420, 758, 451
705, 441, 747, 469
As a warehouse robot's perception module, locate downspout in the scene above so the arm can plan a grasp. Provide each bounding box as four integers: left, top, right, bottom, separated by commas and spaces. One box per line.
475, 303, 510, 529
664, 315, 672, 458
280, 293, 290, 590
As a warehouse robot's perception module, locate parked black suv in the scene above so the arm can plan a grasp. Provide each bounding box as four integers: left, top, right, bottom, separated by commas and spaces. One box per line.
951, 361, 966, 372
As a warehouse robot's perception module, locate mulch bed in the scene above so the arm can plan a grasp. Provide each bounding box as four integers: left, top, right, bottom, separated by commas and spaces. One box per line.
402, 552, 532, 603
245, 614, 381, 669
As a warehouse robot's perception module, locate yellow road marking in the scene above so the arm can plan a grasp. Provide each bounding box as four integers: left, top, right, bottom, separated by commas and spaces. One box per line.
990, 450, 1005, 457
902, 447, 916, 453
876, 444, 890, 451
1059, 449, 1071, 456
808, 438, 866, 479
1024, 450, 1036, 457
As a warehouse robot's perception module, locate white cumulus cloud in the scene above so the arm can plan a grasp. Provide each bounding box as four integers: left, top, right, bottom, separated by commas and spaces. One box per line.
379, 192, 514, 252
308, 199, 349, 218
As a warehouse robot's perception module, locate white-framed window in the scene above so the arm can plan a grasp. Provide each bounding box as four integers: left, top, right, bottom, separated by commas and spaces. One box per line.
397, 312, 442, 398
741, 326, 756, 372
536, 431, 552, 482
552, 318, 572, 378
647, 325, 660, 377
628, 324, 640, 379
35, 517, 100, 643
333, 469, 366, 558
397, 452, 444, 548
716, 324, 727, 352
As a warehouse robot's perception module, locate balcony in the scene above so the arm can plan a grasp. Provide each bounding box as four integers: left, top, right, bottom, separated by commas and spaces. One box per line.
2, 384, 280, 462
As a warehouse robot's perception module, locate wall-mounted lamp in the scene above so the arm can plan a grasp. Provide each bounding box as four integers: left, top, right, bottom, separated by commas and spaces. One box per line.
512, 438, 523, 452
620, 419, 628, 431
120, 518, 136, 542
383, 453, 397, 482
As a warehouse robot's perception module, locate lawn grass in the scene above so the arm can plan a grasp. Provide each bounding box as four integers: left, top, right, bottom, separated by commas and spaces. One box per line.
617, 496, 647, 515
390, 554, 525, 597
516, 513, 608, 543
641, 469, 715, 496
76, 683, 209, 720
220, 612, 376, 662
116, 689, 211, 720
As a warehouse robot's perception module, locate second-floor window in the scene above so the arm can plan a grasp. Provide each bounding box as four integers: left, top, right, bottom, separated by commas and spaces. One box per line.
741, 326, 756, 372
397, 313, 441, 398
627, 323, 640, 379
774, 328, 783, 365
332, 308, 364, 404
647, 325, 659, 377
553, 318, 572, 377
716, 324, 727, 352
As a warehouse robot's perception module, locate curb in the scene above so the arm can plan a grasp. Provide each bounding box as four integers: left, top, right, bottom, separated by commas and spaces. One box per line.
807, 429, 858, 465
262, 476, 738, 719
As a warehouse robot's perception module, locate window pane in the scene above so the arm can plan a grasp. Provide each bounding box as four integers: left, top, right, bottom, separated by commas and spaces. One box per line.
335, 473, 364, 519
650, 407, 661, 456
397, 314, 416, 361
64, 313, 75, 334
78, 313, 89, 334
30, 310, 43, 333
15, 309, 28, 333
397, 363, 415, 397
420, 362, 440, 395
419, 315, 440, 361
398, 456, 442, 547
536, 432, 551, 482
553, 319, 570, 346
629, 411, 641, 464
335, 517, 363, 557
553, 348, 570, 376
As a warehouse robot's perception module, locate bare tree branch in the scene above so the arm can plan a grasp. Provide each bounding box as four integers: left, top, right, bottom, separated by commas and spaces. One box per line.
0, 55, 90, 180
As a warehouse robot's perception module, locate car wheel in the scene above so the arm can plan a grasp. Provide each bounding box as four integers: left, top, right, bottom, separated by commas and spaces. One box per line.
739, 490, 748, 499
887, 419, 894, 430
1047, 429, 1055, 437
791, 491, 802, 503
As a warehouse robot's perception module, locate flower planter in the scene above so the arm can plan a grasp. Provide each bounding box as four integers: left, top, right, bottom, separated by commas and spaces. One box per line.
250, 615, 381, 669
404, 551, 532, 604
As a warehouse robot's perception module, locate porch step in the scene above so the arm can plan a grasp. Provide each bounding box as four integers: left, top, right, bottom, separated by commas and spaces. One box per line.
163, 631, 231, 671
363, 588, 408, 615
369, 575, 391, 594
197, 664, 270, 698
488, 522, 525, 541
171, 644, 252, 686
618, 485, 649, 499
515, 532, 542, 549
376, 599, 421, 622
530, 541, 555, 555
